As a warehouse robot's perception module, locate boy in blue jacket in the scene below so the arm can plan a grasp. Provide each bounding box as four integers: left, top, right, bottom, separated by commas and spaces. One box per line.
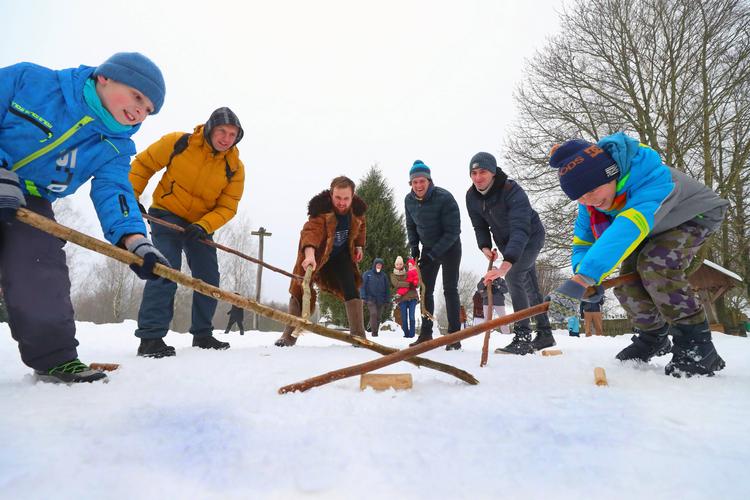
0, 52, 170, 384
546, 132, 728, 377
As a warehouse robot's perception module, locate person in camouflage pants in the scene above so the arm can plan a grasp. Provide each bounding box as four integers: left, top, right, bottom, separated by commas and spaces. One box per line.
614, 221, 709, 331
546, 133, 729, 378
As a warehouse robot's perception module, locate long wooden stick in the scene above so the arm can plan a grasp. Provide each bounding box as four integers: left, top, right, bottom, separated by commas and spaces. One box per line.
142, 212, 303, 281
480, 253, 497, 367
278, 274, 637, 394
16, 208, 476, 385
292, 266, 313, 338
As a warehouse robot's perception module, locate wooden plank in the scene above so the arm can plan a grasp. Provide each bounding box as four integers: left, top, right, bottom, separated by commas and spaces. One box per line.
541, 349, 563, 357
594, 367, 608, 386
360, 373, 413, 391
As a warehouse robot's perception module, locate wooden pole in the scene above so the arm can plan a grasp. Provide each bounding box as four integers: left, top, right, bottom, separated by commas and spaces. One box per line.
250, 226, 272, 330
480, 252, 497, 367
278, 273, 638, 394
142, 213, 301, 281
15, 208, 476, 386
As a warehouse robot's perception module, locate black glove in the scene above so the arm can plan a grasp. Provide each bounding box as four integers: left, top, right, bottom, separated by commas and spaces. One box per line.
581, 284, 605, 303
418, 252, 435, 269
137, 201, 147, 214
0, 169, 26, 222
546, 279, 587, 322
125, 236, 171, 280
184, 223, 208, 241
411, 246, 420, 260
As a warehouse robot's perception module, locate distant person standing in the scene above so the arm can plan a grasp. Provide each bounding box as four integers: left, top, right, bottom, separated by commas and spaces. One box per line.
391, 256, 419, 338
466, 152, 554, 355
583, 297, 605, 336
404, 160, 462, 350
224, 304, 245, 335
361, 257, 390, 337
476, 275, 511, 334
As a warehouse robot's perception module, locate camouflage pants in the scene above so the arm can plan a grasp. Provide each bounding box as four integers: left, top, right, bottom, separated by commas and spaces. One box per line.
613, 221, 710, 331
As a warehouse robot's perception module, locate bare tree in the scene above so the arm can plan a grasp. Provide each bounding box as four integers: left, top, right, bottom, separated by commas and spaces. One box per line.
505, 0, 750, 324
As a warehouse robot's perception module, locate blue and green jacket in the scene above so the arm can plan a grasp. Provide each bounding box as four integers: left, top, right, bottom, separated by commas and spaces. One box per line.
572, 132, 728, 283
0, 62, 147, 244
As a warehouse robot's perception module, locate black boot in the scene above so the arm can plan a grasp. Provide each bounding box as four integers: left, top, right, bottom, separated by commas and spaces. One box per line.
665, 321, 725, 378
137, 338, 176, 358
531, 331, 556, 351
192, 335, 230, 350
34, 359, 108, 384
409, 331, 433, 347
495, 332, 534, 355
445, 340, 462, 351
615, 324, 671, 362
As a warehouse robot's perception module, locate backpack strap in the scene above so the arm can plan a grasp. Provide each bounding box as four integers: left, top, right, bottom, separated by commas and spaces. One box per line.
165, 133, 191, 168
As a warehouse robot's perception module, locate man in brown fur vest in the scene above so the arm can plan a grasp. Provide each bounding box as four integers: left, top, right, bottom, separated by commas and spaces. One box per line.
275, 176, 367, 346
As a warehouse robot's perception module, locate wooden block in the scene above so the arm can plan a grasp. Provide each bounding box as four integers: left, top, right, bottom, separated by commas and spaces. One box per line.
360, 373, 413, 391
541, 349, 563, 357
594, 367, 608, 386
89, 362, 120, 372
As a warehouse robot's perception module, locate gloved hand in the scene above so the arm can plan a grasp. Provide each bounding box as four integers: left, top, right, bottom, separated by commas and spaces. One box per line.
125, 236, 171, 280
0, 169, 26, 222
184, 223, 208, 241
418, 252, 435, 269
546, 279, 587, 322
411, 246, 420, 260
581, 284, 605, 303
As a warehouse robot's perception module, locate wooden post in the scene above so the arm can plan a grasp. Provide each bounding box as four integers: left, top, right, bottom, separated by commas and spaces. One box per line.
251, 227, 272, 330
594, 367, 608, 386
541, 349, 563, 357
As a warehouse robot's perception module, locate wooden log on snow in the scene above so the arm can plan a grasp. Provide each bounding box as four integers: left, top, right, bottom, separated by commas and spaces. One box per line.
541, 349, 563, 357
594, 367, 608, 386
360, 373, 413, 391
89, 363, 120, 372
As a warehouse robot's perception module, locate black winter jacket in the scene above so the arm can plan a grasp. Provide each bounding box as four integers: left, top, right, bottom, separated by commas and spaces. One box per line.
466, 174, 544, 264
405, 184, 461, 259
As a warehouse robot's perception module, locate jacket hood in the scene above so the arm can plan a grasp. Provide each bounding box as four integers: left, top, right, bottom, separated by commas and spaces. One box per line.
371, 258, 385, 270
308, 190, 367, 217
203, 107, 244, 151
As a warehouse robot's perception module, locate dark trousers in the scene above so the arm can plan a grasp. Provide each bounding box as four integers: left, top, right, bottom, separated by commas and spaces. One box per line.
1, 197, 78, 370
367, 301, 386, 333
225, 318, 244, 334
504, 236, 551, 335
420, 240, 461, 335
321, 248, 359, 300
135, 209, 220, 339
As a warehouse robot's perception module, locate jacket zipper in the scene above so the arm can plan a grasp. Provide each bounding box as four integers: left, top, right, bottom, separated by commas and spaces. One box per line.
11, 116, 95, 172
8, 106, 53, 141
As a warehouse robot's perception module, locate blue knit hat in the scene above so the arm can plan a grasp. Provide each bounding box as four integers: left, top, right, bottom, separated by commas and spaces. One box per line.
469, 152, 497, 175
409, 160, 432, 181
549, 139, 619, 200
94, 52, 166, 114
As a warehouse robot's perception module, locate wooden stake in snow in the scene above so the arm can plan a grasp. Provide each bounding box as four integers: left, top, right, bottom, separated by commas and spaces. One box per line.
541, 350, 563, 357
594, 367, 608, 386
360, 373, 413, 391
480, 252, 497, 368
15, 208, 477, 386
89, 363, 120, 372
291, 266, 313, 338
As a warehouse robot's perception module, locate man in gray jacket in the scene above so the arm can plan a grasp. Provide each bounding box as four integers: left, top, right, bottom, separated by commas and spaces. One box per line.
466, 152, 555, 355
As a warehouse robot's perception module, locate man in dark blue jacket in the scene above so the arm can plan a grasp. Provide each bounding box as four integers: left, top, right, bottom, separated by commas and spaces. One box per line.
361, 257, 390, 336
466, 152, 554, 355
405, 160, 462, 350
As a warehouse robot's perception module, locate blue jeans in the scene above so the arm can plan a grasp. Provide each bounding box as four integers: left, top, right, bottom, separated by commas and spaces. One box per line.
135, 209, 220, 339
399, 299, 417, 337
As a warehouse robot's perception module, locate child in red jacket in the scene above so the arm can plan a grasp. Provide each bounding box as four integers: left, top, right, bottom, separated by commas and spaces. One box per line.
398, 258, 419, 296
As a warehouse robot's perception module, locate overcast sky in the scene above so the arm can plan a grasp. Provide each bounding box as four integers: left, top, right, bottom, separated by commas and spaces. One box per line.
1, 0, 565, 302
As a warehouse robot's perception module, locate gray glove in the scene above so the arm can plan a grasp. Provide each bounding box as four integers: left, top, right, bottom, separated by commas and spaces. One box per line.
0, 168, 26, 222
125, 236, 171, 280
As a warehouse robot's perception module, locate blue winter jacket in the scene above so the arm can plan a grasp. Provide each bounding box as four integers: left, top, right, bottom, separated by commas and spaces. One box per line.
0, 62, 147, 244
572, 132, 728, 283
404, 184, 461, 259
361, 258, 390, 305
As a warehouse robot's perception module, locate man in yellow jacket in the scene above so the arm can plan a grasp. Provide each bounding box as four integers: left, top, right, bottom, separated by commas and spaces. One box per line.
130, 107, 245, 358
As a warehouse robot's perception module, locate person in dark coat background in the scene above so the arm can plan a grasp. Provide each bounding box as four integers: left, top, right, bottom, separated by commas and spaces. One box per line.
224, 303, 245, 335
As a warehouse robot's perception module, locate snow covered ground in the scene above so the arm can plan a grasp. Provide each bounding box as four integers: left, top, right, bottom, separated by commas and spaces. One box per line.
1, 321, 749, 500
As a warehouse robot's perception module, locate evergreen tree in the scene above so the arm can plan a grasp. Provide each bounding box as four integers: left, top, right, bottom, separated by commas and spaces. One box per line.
319, 165, 409, 328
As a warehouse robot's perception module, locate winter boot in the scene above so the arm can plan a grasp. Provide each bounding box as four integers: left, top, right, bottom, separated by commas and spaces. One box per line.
409, 316, 433, 347
532, 331, 556, 351
445, 340, 462, 351
615, 324, 671, 362
34, 359, 108, 384
193, 335, 230, 350
345, 299, 367, 342
137, 338, 176, 358
274, 296, 302, 347
495, 332, 534, 355
665, 320, 726, 378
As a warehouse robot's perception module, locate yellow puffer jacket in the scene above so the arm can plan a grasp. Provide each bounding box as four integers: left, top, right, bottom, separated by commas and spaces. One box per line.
129, 125, 245, 233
